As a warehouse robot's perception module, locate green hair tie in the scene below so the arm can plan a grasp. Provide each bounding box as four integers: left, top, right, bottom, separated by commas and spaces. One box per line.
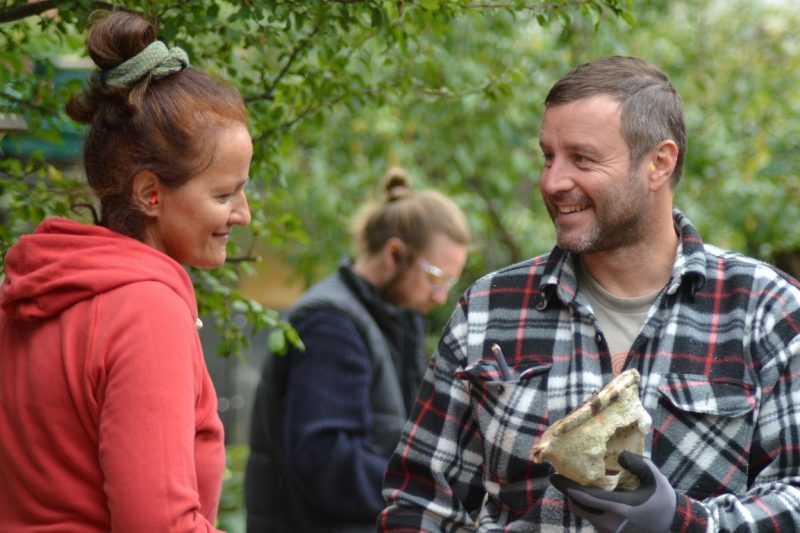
97, 40, 189, 87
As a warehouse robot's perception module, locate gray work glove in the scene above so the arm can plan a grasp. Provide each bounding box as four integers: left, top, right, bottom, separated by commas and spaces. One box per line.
550, 451, 677, 533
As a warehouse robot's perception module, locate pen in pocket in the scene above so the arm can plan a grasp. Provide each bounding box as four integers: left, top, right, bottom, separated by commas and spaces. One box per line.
491, 343, 513, 381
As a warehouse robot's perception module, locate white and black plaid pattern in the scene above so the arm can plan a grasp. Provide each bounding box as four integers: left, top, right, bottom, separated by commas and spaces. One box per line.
380, 210, 800, 532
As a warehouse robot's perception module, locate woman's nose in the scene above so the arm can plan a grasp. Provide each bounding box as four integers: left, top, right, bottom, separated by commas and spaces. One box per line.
232, 191, 251, 226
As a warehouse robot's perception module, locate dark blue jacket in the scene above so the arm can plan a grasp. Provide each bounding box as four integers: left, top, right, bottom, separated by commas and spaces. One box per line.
245, 261, 426, 532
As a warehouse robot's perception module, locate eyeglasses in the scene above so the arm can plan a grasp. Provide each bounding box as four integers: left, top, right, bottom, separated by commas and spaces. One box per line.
418, 258, 459, 290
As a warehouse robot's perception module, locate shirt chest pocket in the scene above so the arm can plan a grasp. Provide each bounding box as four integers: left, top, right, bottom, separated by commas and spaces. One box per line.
456, 361, 552, 485
654, 373, 756, 498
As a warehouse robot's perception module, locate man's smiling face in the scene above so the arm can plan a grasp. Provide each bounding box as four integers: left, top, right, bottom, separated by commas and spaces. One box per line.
538, 95, 650, 254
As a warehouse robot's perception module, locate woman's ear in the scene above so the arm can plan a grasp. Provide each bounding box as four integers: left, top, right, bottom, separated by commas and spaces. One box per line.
132, 170, 161, 216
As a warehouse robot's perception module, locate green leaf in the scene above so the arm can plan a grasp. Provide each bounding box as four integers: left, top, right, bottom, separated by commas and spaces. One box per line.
268, 329, 287, 355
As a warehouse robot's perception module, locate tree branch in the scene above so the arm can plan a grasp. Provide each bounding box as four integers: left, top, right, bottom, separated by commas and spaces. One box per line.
253, 89, 366, 143
246, 26, 320, 104
465, 0, 620, 16
484, 194, 523, 263
1, 90, 56, 115
0, 0, 113, 24
466, 173, 523, 263
414, 80, 492, 100
0, 0, 57, 24
466, 0, 586, 8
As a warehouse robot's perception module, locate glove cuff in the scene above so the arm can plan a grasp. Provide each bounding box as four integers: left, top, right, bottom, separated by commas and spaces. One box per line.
616, 489, 678, 533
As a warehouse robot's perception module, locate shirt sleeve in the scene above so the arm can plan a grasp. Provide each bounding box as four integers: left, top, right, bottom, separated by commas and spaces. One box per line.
282, 310, 389, 519
379, 302, 487, 531
95, 282, 222, 533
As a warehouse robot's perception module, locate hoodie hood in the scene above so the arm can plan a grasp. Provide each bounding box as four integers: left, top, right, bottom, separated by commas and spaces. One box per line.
1, 217, 197, 321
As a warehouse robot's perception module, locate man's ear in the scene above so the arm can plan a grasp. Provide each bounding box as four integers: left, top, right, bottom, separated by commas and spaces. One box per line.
647, 140, 679, 191
384, 237, 408, 270
131, 170, 161, 216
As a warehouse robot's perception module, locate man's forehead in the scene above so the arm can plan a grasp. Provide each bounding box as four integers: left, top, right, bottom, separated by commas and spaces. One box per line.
543, 94, 622, 118
539, 97, 623, 142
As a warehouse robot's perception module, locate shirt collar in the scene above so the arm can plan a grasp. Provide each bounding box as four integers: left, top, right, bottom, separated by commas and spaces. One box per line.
538, 209, 706, 309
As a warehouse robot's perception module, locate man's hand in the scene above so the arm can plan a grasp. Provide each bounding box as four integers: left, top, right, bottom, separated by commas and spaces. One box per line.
550, 451, 677, 533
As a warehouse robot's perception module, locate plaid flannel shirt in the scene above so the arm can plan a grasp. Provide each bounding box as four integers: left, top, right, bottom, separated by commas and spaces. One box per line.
380, 210, 800, 532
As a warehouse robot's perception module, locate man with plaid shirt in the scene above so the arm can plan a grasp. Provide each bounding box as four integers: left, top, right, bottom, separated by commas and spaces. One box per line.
379, 56, 800, 532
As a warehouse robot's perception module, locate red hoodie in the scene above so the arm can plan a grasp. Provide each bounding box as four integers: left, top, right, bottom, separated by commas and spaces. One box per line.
0, 218, 225, 532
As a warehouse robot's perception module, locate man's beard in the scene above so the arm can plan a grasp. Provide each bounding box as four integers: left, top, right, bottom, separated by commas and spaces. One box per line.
554, 168, 649, 254
378, 268, 408, 306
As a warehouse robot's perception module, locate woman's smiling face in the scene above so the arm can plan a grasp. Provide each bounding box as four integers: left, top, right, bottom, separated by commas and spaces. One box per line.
144, 122, 253, 268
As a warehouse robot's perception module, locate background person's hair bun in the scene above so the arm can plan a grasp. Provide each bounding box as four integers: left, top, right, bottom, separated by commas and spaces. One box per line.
381, 166, 412, 203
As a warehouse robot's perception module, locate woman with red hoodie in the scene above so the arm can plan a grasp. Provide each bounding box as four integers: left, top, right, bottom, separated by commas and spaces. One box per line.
0, 8, 251, 532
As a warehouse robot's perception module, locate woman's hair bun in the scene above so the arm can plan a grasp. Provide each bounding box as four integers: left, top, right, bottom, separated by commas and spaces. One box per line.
85, 9, 157, 71
65, 9, 158, 124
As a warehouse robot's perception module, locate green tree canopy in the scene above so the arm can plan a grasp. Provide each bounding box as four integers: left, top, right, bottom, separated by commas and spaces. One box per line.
3, 0, 800, 355
0, 0, 631, 356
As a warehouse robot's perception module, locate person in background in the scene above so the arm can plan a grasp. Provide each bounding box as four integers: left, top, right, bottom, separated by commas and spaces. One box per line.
245, 167, 471, 532
0, 9, 252, 532
379, 56, 800, 531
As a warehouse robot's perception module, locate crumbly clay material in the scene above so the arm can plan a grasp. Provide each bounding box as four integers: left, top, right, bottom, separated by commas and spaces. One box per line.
532, 368, 652, 491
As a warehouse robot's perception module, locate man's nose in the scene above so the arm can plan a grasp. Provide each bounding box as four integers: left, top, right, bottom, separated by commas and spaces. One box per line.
540, 157, 574, 196
430, 286, 449, 306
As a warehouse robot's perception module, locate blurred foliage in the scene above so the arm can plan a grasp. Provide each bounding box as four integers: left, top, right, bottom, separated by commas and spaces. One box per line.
0, 0, 630, 357
269, 0, 800, 329
3, 0, 800, 354
217, 444, 248, 533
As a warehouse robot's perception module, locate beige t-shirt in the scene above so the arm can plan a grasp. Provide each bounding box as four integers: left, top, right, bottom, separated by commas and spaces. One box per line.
575, 259, 658, 375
